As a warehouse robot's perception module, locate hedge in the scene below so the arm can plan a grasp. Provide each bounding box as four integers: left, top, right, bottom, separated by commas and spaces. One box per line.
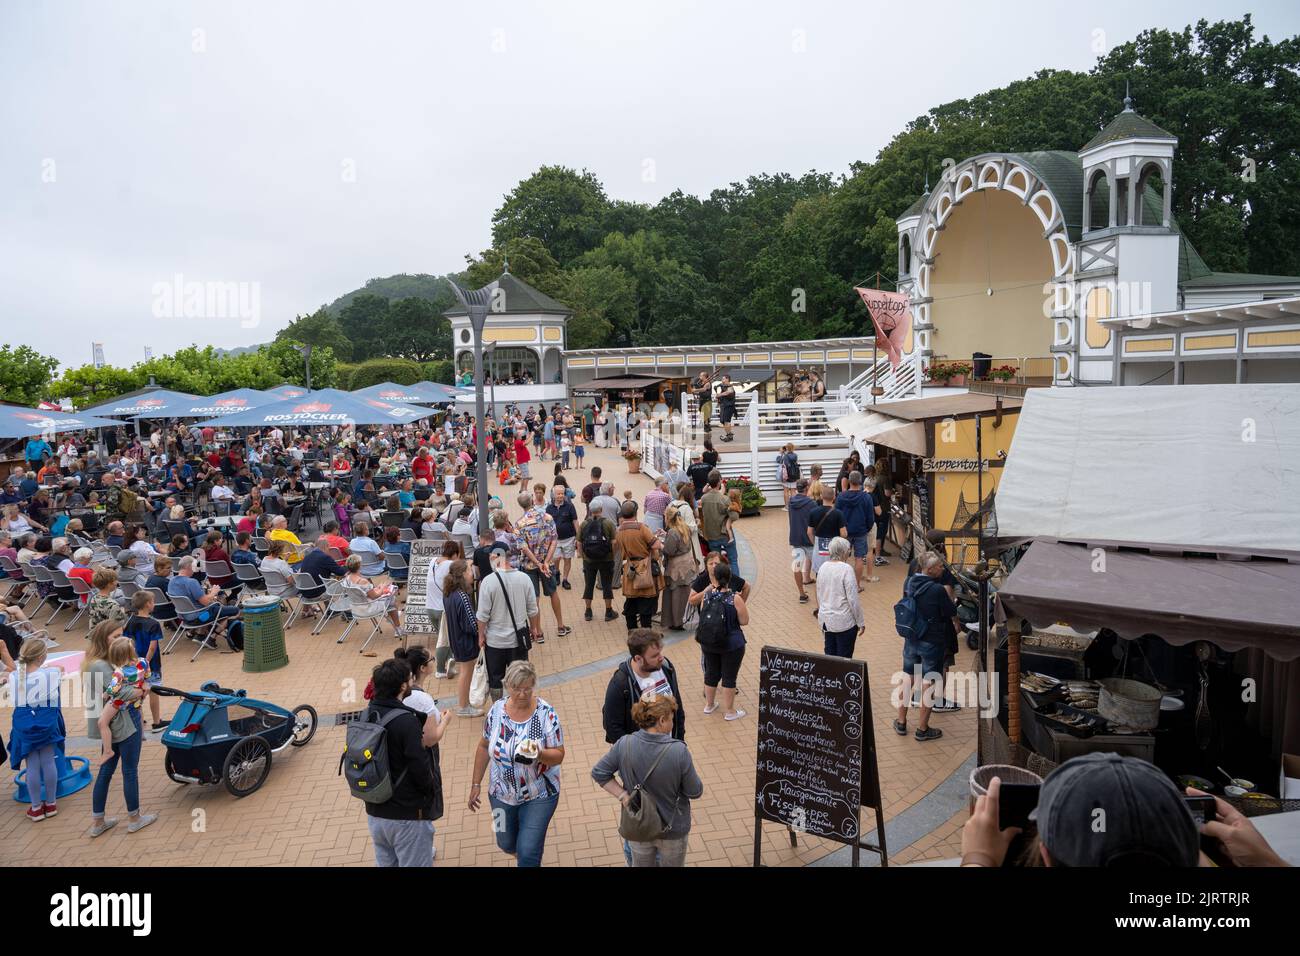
348, 358, 423, 390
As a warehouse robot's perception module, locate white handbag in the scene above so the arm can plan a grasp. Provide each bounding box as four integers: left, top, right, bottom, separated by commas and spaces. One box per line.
468, 650, 489, 709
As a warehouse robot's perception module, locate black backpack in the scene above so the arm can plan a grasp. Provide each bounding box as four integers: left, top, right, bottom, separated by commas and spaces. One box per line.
695, 590, 730, 650
582, 517, 612, 560
339, 707, 409, 804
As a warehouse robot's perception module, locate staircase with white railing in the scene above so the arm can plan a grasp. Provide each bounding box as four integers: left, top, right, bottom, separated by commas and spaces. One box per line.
838, 351, 924, 405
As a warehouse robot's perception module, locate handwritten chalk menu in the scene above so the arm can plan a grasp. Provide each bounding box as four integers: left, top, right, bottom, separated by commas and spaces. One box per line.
402, 539, 440, 634
755, 646, 874, 846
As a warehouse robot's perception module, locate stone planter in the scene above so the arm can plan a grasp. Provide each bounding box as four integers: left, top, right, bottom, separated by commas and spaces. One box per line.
626, 459, 641, 474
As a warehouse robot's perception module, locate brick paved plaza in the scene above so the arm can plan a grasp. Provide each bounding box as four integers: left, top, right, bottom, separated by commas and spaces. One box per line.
1, 442, 973, 867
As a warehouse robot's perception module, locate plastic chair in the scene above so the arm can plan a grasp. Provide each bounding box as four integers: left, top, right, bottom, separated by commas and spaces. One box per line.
260, 569, 299, 622
340, 583, 390, 653
234, 562, 266, 592
291, 573, 331, 627
64, 575, 95, 631
165, 594, 221, 661
45, 568, 80, 626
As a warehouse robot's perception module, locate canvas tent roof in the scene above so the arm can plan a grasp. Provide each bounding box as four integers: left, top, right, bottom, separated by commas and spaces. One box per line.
0, 406, 126, 439
829, 409, 928, 457
995, 384, 1300, 555
79, 389, 201, 418
171, 388, 279, 418
999, 539, 1300, 661
194, 388, 434, 427
352, 381, 459, 404
264, 383, 309, 400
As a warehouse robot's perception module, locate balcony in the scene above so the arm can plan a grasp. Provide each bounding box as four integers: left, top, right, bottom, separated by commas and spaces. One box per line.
453, 382, 569, 413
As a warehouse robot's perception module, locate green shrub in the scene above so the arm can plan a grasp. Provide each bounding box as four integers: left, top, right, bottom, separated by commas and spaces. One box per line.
420, 359, 455, 385
348, 358, 422, 390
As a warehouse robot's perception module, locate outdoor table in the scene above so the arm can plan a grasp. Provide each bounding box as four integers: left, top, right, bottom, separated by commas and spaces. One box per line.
305, 482, 331, 491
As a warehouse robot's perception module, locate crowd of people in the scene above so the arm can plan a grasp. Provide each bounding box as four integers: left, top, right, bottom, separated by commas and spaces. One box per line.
3, 403, 1290, 873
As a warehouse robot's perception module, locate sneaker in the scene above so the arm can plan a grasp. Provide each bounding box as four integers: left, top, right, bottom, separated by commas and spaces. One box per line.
127, 813, 158, 833
42, 802, 58, 818
455, 706, 484, 718
798, 594, 809, 604
914, 727, 943, 742
874, 556, 889, 567
604, 609, 618, 622
932, 700, 961, 712
26, 806, 45, 822
433, 670, 449, 680
561, 579, 572, 590
151, 720, 171, 732
584, 608, 593, 622
892, 719, 908, 736
534, 634, 545, 644
724, 709, 748, 722
703, 703, 719, 715
393, 627, 405, 638
88, 817, 119, 838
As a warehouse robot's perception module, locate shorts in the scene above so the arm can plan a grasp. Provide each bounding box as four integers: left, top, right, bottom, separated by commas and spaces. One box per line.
718, 404, 735, 425
790, 546, 812, 567
812, 538, 832, 574
850, 533, 870, 559
902, 639, 946, 680
526, 567, 557, 597
145, 675, 162, 690
867, 525, 878, 551
556, 537, 576, 559
782, 481, 797, 491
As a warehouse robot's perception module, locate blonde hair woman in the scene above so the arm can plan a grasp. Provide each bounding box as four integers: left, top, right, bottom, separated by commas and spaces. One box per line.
467, 660, 565, 867
659, 503, 699, 631
344, 554, 403, 637
592, 692, 703, 867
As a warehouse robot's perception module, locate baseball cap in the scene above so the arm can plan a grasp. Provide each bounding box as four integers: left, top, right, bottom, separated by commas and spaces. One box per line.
488, 541, 510, 556
1030, 753, 1197, 867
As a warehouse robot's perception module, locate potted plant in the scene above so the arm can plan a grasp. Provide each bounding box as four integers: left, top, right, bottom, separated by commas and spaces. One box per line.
622, 447, 642, 474
988, 364, 1019, 382
725, 476, 766, 515
924, 363, 953, 386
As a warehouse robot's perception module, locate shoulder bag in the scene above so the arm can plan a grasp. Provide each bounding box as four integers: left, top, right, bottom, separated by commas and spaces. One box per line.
493, 571, 532, 651
618, 741, 681, 842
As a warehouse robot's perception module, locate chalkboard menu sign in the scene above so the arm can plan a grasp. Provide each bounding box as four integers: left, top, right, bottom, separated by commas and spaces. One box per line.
754, 646, 886, 865
401, 539, 440, 635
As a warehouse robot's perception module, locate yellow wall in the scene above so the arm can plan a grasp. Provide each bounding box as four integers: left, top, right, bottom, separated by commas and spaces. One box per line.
927, 410, 1020, 564
929, 189, 1054, 360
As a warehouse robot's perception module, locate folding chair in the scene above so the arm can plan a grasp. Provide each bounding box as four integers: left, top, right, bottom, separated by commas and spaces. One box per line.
314, 579, 349, 636
64, 575, 96, 631
166, 594, 222, 661
291, 573, 332, 626
450, 533, 474, 556
398, 527, 416, 542
339, 582, 390, 653
260, 569, 299, 624
234, 562, 266, 592
118, 579, 141, 601
44, 568, 80, 626
23, 563, 55, 617
0, 556, 28, 602
204, 560, 237, 595
384, 551, 409, 584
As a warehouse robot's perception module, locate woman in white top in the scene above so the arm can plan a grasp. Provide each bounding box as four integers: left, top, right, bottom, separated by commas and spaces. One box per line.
426, 540, 462, 679
814, 537, 866, 659
5, 504, 36, 536
420, 509, 448, 539
126, 525, 159, 573
392, 646, 451, 749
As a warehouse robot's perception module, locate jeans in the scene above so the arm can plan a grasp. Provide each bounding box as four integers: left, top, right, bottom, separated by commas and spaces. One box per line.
629, 836, 689, 867
92, 706, 142, 815
367, 816, 435, 867
706, 538, 738, 571
823, 626, 858, 658
24, 743, 59, 808
489, 792, 559, 867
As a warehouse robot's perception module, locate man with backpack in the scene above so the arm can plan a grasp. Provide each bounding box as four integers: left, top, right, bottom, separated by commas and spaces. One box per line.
835, 471, 879, 589
892, 553, 959, 742
602, 629, 685, 743
578, 507, 619, 623
343, 658, 440, 867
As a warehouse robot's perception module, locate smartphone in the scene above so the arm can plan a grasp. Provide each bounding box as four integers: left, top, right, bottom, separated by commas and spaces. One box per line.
998, 783, 1041, 830
1185, 795, 1217, 826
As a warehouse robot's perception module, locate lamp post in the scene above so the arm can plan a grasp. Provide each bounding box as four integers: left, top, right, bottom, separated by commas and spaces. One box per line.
485, 345, 497, 416
296, 343, 314, 392
447, 278, 495, 537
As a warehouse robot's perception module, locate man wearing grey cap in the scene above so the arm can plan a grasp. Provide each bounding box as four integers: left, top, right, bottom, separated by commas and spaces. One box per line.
962, 754, 1222, 868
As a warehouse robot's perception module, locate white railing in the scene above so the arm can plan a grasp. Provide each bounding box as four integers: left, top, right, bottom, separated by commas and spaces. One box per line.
838, 351, 923, 404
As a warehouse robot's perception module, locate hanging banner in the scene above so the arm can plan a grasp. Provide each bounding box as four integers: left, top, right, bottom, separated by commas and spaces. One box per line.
854, 288, 912, 370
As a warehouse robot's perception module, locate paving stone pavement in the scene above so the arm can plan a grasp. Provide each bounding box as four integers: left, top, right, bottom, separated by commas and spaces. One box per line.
0, 443, 976, 866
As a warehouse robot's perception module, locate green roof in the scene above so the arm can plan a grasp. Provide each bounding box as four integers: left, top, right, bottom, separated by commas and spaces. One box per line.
899, 192, 929, 219
1082, 110, 1176, 152
443, 272, 571, 317
1181, 271, 1300, 289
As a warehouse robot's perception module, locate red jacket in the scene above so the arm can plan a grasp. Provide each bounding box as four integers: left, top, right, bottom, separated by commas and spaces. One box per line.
412, 456, 433, 482
513, 439, 530, 464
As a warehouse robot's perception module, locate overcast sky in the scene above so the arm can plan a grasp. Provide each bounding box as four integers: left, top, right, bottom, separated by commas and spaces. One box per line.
3, 0, 1297, 369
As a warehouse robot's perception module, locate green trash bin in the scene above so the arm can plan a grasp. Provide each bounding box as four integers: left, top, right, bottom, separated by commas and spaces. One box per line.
241, 594, 289, 672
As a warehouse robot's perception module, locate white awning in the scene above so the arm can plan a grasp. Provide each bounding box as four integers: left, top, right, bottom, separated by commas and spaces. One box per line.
996, 384, 1300, 554
829, 410, 928, 456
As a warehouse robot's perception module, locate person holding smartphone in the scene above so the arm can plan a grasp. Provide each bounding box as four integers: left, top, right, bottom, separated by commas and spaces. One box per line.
962, 753, 1287, 867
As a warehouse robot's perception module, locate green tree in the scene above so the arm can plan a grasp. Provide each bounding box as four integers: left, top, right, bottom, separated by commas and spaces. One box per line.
554, 265, 638, 349
381, 298, 451, 363
349, 357, 423, 390
276, 308, 353, 361
0, 345, 59, 405
337, 294, 392, 361
51, 364, 144, 407
464, 236, 564, 296
490, 166, 611, 265
261, 340, 338, 388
